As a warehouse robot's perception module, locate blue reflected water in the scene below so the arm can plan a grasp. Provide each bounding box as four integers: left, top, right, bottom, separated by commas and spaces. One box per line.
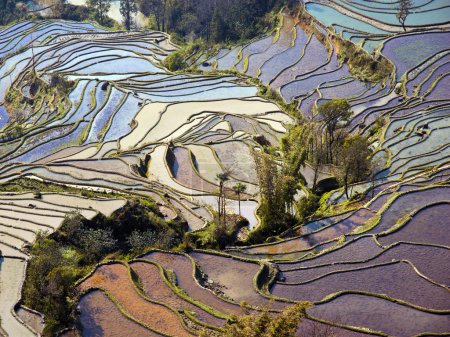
0, 106, 9, 129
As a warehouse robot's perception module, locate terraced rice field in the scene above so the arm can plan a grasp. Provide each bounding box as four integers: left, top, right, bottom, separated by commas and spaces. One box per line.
1, 1, 450, 335
0, 20, 285, 237
78, 290, 165, 337
0, 192, 125, 337
188, 3, 450, 334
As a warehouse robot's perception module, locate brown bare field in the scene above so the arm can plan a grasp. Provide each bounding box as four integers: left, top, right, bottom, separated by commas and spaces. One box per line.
78, 290, 163, 337
78, 263, 195, 337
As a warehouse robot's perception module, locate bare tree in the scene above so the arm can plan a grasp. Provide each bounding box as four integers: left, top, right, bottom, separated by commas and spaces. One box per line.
396, 0, 412, 32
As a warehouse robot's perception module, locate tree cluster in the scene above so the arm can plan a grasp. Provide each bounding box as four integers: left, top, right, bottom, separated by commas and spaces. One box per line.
87, 0, 111, 25
87, 0, 137, 30
249, 99, 373, 242
138, 0, 284, 43
248, 151, 297, 243
21, 198, 182, 335
58, 198, 181, 260
0, 0, 116, 27
282, 99, 373, 202
0, 0, 27, 25
120, 0, 137, 30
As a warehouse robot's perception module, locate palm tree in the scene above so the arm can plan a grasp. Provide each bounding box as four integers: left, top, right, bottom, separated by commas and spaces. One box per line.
216, 172, 229, 224
232, 183, 247, 216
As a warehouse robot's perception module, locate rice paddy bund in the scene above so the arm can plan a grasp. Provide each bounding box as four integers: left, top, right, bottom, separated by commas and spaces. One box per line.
0, 0, 449, 335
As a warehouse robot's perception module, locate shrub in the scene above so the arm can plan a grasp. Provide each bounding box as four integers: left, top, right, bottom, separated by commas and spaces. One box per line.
78, 227, 117, 262
201, 302, 308, 337
163, 50, 188, 71
22, 236, 81, 336
295, 194, 320, 222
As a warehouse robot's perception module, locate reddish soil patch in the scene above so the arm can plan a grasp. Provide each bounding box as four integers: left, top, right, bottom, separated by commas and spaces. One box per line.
78, 263, 194, 337
78, 290, 163, 337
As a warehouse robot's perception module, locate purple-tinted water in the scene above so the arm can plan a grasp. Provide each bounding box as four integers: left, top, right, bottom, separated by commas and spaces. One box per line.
259, 26, 308, 84
382, 32, 450, 80
0, 106, 9, 129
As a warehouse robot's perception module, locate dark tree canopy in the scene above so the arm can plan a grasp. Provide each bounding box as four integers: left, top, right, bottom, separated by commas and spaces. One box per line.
138, 0, 283, 42
87, 0, 112, 25
120, 0, 137, 30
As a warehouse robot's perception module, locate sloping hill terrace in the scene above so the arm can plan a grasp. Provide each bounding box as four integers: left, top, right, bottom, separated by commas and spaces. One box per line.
0, 1, 449, 335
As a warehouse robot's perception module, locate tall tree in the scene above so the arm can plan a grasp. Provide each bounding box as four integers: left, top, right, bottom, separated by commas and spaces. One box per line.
120, 0, 137, 30
281, 120, 327, 192
216, 172, 230, 225
232, 183, 247, 216
87, 0, 111, 25
308, 124, 326, 192
338, 135, 371, 199
318, 99, 352, 164
138, 0, 166, 31
210, 8, 227, 42
396, 0, 412, 32
251, 151, 296, 239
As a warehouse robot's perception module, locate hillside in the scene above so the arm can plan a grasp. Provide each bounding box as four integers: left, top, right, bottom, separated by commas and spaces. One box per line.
0, 1, 449, 336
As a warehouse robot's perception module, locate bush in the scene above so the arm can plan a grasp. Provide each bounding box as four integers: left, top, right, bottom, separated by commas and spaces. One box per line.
295, 194, 320, 222
57, 199, 182, 255
187, 215, 248, 249
78, 227, 117, 262
22, 235, 81, 336
127, 228, 176, 253
201, 302, 309, 337
163, 50, 187, 71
